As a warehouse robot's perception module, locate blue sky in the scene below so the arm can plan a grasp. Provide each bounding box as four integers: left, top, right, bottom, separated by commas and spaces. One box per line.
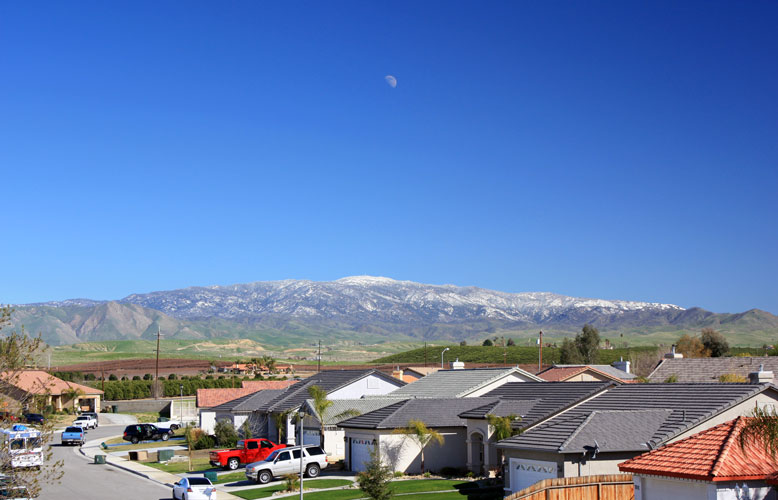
1, 1, 776, 313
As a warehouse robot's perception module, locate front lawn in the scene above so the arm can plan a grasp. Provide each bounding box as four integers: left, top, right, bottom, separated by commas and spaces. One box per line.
231, 479, 354, 500
145, 456, 213, 474
391, 480, 470, 494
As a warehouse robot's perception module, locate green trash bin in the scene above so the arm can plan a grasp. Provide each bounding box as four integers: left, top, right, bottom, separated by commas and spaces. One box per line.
94, 455, 106, 464
100, 442, 108, 450
158, 449, 174, 462
203, 471, 218, 483
111, 405, 118, 413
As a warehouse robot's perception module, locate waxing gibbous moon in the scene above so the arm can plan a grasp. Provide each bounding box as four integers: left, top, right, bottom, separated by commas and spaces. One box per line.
385, 75, 397, 88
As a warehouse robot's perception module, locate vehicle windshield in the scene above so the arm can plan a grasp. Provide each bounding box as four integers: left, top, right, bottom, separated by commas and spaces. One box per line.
28, 437, 41, 449
10, 440, 23, 451
75, 416, 87, 420
65, 427, 81, 433
265, 450, 280, 462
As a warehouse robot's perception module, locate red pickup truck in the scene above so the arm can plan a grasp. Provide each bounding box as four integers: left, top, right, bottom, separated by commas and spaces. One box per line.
210, 438, 286, 470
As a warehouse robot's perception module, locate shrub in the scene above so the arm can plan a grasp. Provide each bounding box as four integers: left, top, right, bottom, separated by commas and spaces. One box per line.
357, 446, 393, 500
214, 419, 238, 448
466, 471, 475, 478
719, 373, 748, 383
423, 471, 431, 478
168, 374, 177, 380
193, 434, 216, 450
132, 375, 141, 381
283, 474, 299, 492
664, 374, 678, 383
393, 471, 404, 478
108, 374, 118, 381
143, 374, 153, 381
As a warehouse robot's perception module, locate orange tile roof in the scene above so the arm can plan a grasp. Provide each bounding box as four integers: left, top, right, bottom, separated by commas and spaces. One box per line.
241, 380, 298, 391
619, 417, 778, 482
197, 380, 297, 408
1, 370, 103, 395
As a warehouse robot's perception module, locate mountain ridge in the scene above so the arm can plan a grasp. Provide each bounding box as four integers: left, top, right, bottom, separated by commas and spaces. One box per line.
9, 276, 778, 346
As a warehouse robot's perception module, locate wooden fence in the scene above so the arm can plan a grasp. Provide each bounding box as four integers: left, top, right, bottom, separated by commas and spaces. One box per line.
505, 473, 634, 500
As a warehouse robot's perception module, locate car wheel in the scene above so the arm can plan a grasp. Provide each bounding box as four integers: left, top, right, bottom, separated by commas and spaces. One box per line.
306, 464, 320, 478
170, 424, 179, 431
161, 433, 170, 441
131, 437, 139, 445
227, 457, 239, 470
257, 470, 272, 484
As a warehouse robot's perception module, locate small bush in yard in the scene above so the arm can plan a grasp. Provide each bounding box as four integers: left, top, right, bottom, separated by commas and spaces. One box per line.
393, 471, 403, 478
214, 418, 238, 448
423, 471, 431, 478
283, 474, 299, 492
357, 446, 393, 500
194, 434, 216, 450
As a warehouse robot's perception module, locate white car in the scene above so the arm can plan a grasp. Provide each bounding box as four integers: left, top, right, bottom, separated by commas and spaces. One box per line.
245, 445, 328, 484
154, 419, 182, 432
72, 415, 97, 430
172, 477, 216, 500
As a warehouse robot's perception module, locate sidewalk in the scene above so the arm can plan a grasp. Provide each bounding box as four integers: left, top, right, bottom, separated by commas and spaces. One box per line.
80, 436, 242, 500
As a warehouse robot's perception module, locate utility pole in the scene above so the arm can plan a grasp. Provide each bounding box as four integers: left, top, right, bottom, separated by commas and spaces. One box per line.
538, 330, 543, 373
154, 326, 161, 399
424, 342, 427, 367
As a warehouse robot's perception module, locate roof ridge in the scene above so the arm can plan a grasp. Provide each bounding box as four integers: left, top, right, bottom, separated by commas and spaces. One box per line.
558, 411, 597, 451
710, 417, 745, 478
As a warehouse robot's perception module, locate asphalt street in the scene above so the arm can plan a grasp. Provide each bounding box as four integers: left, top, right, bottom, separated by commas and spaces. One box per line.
40, 424, 172, 500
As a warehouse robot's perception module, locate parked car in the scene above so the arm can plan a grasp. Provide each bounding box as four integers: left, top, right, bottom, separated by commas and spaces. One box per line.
245, 445, 328, 484
154, 418, 181, 432
210, 438, 286, 470
61, 426, 86, 446
72, 415, 97, 430
0, 412, 17, 423
80, 411, 99, 427
171, 477, 216, 500
122, 424, 172, 445
22, 414, 44, 425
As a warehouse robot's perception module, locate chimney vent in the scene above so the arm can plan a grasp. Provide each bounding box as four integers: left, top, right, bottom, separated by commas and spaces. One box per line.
450, 358, 465, 370
612, 358, 631, 374
665, 345, 684, 359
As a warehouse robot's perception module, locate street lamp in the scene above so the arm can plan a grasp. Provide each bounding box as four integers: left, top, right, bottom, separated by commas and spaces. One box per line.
180, 385, 184, 424
441, 347, 450, 369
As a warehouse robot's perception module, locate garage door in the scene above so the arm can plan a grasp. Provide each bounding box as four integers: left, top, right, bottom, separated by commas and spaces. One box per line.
508, 458, 557, 493
303, 429, 321, 446
350, 437, 374, 472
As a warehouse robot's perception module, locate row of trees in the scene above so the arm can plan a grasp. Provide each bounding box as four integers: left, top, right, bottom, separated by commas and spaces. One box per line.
96, 377, 252, 400
676, 328, 730, 358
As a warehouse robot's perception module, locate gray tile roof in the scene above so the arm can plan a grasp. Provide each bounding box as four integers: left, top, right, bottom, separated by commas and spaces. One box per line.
559, 409, 673, 452
498, 383, 770, 453
257, 370, 404, 413
648, 356, 778, 383
339, 398, 496, 429
209, 389, 286, 413
460, 381, 614, 429
387, 367, 543, 398
302, 398, 405, 425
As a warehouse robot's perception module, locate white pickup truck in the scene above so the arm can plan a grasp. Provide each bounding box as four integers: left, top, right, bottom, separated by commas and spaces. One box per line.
153, 419, 182, 432
72, 415, 97, 430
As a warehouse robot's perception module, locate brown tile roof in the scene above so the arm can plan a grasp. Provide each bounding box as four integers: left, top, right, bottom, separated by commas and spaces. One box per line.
537, 365, 636, 383
537, 366, 588, 382
619, 417, 778, 481
1, 371, 103, 395
197, 380, 298, 408
649, 356, 778, 383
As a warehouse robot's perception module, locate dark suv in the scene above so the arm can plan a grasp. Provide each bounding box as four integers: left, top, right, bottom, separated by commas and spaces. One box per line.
23, 413, 45, 425
122, 424, 172, 444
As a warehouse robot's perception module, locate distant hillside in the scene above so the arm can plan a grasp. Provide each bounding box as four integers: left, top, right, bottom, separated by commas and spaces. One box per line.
10, 276, 778, 346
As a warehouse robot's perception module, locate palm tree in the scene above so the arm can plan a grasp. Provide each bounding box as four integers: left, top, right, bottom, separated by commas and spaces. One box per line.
273, 409, 292, 444
307, 385, 360, 451
739, 406, 778, 457
394, 419, 444, 474
485, 414, 521, 467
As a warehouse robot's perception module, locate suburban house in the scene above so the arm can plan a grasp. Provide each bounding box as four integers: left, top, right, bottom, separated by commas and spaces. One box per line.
300, 397, 404, 458
619, 416, 778, 500
385, 367, 543, 399
0, 370, 103, 412
649, 356, 778, 383
497, 383, 778, 495
537, 363, 636, 383
197, 380, 298, 433
253, 370, 405, 449
339, 398, 493, 473
200, 389, 286, 435
459, 381, 615, 475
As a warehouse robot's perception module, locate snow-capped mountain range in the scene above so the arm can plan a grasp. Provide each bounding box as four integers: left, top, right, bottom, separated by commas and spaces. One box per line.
120, 275, 685, 324
15, 276, 777, 346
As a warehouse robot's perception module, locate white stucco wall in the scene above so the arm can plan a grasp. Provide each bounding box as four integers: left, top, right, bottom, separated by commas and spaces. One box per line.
328, 375, 402, 399
466, 373, 535, 397
634, 476, 714, 500
200, 410, 216, 435
345, 427, 467, 474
